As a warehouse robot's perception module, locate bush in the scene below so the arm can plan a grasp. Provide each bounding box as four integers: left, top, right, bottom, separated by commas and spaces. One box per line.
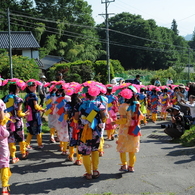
180, 125, 195, 147
0, 52, 40, 80
47, 60, 94, 83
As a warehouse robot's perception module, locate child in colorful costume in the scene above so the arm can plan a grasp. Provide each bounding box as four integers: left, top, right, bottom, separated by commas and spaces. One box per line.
170, 87, 179, 106
95, 82, 107, 157
44, 82, 58, 143
24, 79, 45, 149
78, 81, 106, 180
65, 82, 83, 165
3, 79, 29, 163
160, 87, 170, 120
138, 87, 147, 125
116, 85, 142, 172
0, 99, 12, 195
52, 82, 69, 155
149, 86, 160, 123
105, 84, 118, 140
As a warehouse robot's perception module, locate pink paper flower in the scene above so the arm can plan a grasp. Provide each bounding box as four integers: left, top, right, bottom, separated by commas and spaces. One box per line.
83, 81, 95, 87
66, 88, 74, 96
49, 85, 56, 92
120, 88, 133, 99
44, 82, 51, 87
2, 79, 8, 86
88, 85, 100, 96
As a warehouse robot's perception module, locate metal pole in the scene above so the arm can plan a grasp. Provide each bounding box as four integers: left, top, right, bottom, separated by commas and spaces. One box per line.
7, 8, 13, 78
188, 48, 190, 82
105, 1, 110, 83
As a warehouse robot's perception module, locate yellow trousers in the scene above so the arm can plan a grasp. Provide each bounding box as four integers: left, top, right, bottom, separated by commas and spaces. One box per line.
147, 109, 150, 117
120, 152, 136, 167
98, 137, 104, 153
82, 151, 99, 174
161, 112, 167, 119
69, 146, 82, 160
50, 127, 56, 138
61, 142, 68, 152
0, 168, 11, 187
26, 133, 42, 146
151, 113, 157, 122
9, 141, 27, 158
8, 143, 16, 158
142, 116, 147, 124
107, 129, 114, 139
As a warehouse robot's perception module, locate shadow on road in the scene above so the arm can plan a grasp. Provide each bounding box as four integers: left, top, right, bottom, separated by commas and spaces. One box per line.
11, 172, 123, 194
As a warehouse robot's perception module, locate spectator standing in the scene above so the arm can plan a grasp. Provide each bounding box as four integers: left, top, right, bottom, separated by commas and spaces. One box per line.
56, 73, 65, 81
133, 75, 141, 85
166, 77, 173, 86
154, 78, 161, 86
38, 75, 47, 106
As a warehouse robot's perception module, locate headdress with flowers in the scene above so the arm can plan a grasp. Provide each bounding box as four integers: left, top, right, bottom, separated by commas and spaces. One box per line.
1, 78, 26, 90
82, 81, 102, 97
26, 79, 42, 87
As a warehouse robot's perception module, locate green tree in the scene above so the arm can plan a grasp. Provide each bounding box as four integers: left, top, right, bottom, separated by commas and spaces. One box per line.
93, 60, 114, 84
48, 60, 94, 83
171, 19, 179, 35
97, 12, 193, 71
34, 0, 104, 61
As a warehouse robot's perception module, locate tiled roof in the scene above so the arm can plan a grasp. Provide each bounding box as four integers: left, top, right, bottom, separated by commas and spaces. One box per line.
0, 31, 40, 49
34, 59, 44, 68
40, 55, 68, 70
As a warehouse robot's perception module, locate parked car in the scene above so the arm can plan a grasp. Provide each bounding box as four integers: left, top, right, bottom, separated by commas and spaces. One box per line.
125, 78, 142, 85
111, 77, 124, 85
125, 78, 134, 83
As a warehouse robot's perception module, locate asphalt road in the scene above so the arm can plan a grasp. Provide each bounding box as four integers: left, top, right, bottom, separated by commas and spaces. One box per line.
9, 121, 195, 195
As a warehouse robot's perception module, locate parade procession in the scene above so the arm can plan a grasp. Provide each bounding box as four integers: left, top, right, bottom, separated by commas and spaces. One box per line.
1, 76, 193, 195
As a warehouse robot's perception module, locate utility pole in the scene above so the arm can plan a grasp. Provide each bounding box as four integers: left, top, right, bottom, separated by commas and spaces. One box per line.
7, 8, 13, 78
188, 48, 191, 82
100, 0, 115, 83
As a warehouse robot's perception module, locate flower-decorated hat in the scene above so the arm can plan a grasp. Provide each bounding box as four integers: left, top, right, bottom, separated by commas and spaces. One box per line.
82, 81, 103, 97
26, 79, 42, 87
1, 78, 27, 90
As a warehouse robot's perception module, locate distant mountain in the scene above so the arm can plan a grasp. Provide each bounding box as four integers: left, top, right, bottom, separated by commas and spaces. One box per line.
184, 34, 193, 41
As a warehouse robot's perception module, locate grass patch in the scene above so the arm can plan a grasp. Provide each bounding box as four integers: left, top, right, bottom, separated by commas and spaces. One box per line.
180, 125, 195, 147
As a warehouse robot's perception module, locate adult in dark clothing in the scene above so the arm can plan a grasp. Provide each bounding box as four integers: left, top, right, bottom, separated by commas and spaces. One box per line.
164, 105, 185, 139
188, 83, 195, 99
133, 75, 141, 85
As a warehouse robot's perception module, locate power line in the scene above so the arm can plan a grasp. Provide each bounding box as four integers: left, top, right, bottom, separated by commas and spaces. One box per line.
1, 10, 191, 50
1, 10, 193, 53
9, 21, 185, 54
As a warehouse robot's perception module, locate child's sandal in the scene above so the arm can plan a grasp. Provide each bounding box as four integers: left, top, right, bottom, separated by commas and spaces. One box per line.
2, 187, 10, 195
83, 173, 92, 180
119, 165, 128, 172
128, 166, 135, 172
61, 151, 68, 155
92, 170, 100, 179
21, 151, 29, 159
66, 156, 74, 162
1, 191, 10, 195
73, 160, 82, 166
11, 157, 20, 164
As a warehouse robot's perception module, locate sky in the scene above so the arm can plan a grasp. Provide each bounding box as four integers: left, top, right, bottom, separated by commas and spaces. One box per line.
86, 0, 195, 37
